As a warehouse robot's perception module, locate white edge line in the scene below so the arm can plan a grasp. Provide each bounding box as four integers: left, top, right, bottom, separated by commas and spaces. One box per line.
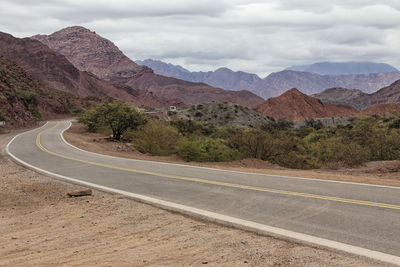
60, 120, 400, 190
5, 128, 400, 266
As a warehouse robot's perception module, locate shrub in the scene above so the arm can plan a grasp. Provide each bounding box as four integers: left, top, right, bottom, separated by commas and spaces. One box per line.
316, 137, 371, 167
0, 111, 9, 122
16, 89, 42, 120
389, 118, 400, 129
228, 129, 273, 159
177, 137, 241, 162
170, 120, 216, 137
305, 119, 324, 130
259, 120, 294, 132
274, 151, 318, 169
129, 120, 182, 156
227, 129, 319, 169
71, 107, 85, 115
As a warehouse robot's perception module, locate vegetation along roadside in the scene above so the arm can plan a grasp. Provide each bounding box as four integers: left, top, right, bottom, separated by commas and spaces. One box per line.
78, 100, 400, 170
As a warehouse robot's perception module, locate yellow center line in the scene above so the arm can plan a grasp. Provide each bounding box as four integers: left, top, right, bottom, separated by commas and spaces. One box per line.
36, 122, 400, 211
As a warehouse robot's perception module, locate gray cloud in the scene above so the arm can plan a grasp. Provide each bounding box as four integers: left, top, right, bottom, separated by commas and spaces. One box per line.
0, 0, 399, 76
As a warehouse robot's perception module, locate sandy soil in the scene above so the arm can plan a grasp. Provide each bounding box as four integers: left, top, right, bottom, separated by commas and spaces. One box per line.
64, 122, 400, 187
0, 125, 391, 266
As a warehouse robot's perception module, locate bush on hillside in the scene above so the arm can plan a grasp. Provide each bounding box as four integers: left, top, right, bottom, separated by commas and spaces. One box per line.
16, 89, 42, 120
0, 111, 9, 122
177, 137, 241, 162
170, 119, 216, 137
128, 119, 182, 156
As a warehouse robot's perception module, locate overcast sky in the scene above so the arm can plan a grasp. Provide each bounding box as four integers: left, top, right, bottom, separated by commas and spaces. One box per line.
1, 0, 400, 76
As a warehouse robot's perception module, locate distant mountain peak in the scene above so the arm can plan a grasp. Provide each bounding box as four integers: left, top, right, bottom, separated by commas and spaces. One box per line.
286, 61, 399, 75
55, 25, 93, 33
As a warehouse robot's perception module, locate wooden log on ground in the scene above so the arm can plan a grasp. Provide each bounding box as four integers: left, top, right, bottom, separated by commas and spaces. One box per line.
67, 189, 92, 197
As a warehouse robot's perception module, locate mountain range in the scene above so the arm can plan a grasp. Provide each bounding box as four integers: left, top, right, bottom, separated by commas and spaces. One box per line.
137, 59, 400, 99
31, 26, 263, 108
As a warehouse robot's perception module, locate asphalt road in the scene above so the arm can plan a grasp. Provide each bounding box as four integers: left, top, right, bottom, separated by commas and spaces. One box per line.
6, 121, 400, 263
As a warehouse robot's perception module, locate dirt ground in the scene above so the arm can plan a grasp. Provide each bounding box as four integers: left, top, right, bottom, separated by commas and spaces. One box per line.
64, 122, 400, 187
0, 125, 392, 266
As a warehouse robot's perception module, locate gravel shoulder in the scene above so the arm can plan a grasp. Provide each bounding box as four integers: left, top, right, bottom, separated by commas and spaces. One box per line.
0, 125, 392, 266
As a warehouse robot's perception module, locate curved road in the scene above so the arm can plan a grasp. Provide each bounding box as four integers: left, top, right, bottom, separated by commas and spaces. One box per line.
6, 121, 400, 265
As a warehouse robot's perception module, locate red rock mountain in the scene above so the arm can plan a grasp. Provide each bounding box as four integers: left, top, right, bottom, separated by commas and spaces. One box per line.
0, 31, 182, 108
256, 88, 359, 121
32, 26, 263, 108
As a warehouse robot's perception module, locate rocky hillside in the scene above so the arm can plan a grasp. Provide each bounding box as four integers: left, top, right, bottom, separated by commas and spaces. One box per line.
256, 88, 359, 121
312, 88, 368, 109
0, 57, 96, 127
286, 62, 399, 75
181, 102, 272, 127
137, 59, 400, 99
0, 32, 127, 98
33, 26, 146, 81
32, 26, 263, 108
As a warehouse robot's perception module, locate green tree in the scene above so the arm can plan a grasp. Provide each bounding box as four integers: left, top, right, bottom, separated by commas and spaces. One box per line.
78, 100, 147, 140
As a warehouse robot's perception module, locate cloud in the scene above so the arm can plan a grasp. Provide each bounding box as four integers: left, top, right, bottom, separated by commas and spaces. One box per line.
0, 0, 399, 75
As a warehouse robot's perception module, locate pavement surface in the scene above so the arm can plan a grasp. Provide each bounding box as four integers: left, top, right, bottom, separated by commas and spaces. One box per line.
6, 121, 400, 264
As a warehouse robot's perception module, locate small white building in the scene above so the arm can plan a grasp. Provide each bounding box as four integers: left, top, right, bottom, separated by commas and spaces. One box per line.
168, 106, 177, 112
0, 121, 5, 127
